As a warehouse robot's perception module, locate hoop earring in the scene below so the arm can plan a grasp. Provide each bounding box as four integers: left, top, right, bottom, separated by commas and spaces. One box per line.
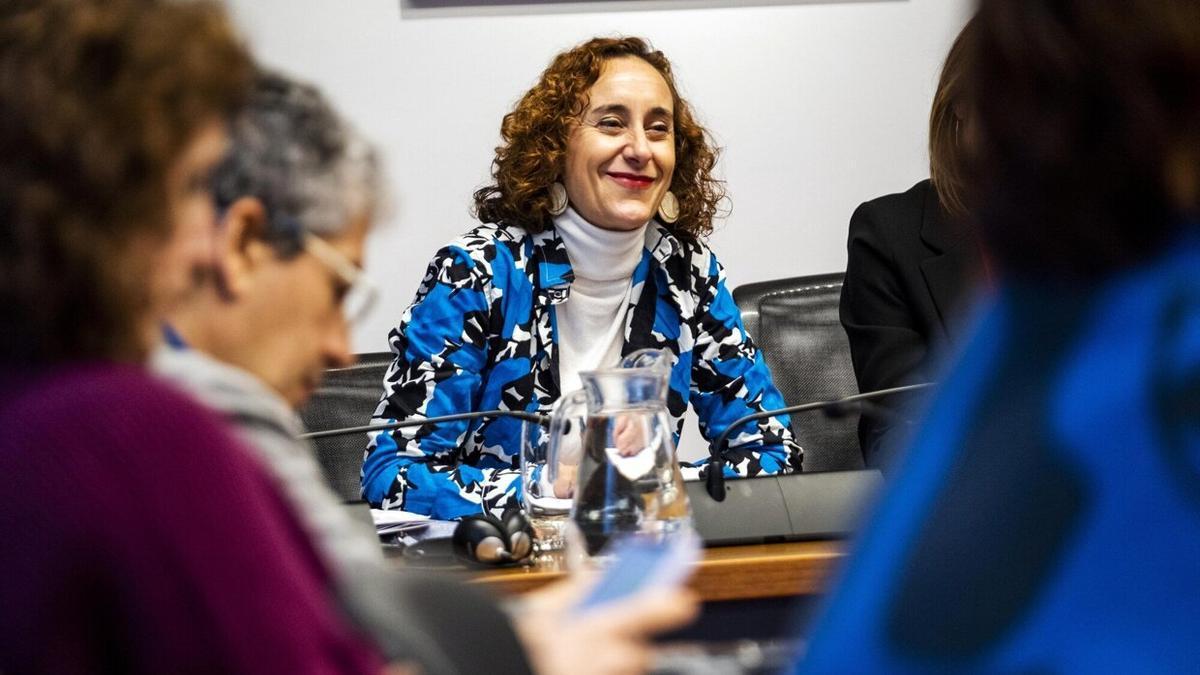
657, 190, 680, 224
548, 182, 568, 216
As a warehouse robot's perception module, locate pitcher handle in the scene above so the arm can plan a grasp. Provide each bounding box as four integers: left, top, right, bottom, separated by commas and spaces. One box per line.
620, 348, 669, 371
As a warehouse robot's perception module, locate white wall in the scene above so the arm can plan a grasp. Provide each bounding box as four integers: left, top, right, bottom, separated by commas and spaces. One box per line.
224, 0, 973, 353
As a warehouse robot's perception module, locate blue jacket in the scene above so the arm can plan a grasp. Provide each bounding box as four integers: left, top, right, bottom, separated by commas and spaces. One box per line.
363, 221, 800, 518
801, 232, 1200, 672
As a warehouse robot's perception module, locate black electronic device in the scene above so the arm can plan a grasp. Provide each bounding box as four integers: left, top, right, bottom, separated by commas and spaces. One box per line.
686, 469, 884, 546
450, 507, 535, 566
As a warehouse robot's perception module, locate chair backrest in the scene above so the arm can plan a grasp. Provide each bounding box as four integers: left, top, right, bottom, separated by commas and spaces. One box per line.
297, 350, 393, 502
733, 273, 863, 472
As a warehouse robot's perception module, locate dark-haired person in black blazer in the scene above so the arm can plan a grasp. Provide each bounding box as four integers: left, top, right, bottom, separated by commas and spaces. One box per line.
840, 18, 991, 467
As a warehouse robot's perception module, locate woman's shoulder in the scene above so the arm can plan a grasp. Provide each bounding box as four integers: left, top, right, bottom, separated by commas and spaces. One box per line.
0, 362, 246, 471
845, 181, 937, 254
3, 362, 208, 419
654, 225, 719, 275
853, 180, 933, 231
413, 221, 530, 281
417, 221, 539, 294
438, 221, 531, 260
0, 362, 281, 540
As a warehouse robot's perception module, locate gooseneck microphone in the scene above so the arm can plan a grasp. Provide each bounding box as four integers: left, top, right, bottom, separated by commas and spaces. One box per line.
300, 408, 545, 568
703, 383, 936, 502
299, 409, 549, 440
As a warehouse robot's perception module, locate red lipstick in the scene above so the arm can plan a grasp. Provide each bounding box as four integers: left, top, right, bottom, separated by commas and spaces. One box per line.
608, 172, 655, 190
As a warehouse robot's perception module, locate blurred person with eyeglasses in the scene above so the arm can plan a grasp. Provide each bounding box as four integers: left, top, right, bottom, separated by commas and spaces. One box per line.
151, 70, 535, 673
160, 70, 382, 408
155, 70, 697, 675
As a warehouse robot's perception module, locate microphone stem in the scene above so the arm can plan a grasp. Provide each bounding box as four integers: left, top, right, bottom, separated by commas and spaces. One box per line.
300, 409, 548, 440
703, 382, 934, 501
708, 382, 934, 457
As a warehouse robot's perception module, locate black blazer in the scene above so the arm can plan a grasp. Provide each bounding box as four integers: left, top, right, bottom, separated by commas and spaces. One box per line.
839, 179, 982, 466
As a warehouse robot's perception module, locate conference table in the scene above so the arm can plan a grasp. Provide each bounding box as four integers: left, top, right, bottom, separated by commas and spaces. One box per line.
466, 539, 846, 602
389, 534, 847, 649
474, 539, 846, 668
381, 467, 873, 644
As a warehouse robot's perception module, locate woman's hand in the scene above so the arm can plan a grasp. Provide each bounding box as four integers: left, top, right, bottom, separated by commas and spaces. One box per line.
613, 414, 648, 457
552, 463, 578, 499
514, 575, 699, 675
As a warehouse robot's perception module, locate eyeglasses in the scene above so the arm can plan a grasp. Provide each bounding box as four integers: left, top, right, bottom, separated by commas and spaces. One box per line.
302, 233, 379, 323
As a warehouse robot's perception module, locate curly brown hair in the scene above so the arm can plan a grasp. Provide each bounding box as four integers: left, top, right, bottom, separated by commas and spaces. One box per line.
473, 36, 725, 240
0, 0, 252, 363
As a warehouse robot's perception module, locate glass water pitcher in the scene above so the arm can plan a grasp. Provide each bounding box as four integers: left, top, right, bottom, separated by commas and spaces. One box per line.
544, 351, 693, 563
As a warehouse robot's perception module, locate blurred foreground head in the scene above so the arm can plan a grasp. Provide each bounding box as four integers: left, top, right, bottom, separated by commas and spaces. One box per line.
0, 0, 252, 364
173, 70, 383, 407
969, 0, 1200, 279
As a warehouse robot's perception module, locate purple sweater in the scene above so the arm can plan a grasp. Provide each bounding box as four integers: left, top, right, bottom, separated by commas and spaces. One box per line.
0, 363, 383, 674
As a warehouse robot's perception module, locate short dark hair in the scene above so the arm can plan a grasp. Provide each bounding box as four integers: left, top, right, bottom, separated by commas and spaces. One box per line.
969, 0, 1200, 278
0, 0, 252, 363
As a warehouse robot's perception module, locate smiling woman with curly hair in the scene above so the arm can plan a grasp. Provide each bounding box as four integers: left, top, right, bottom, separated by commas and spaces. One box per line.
474, 37, 724, 240
365, 37, 800, 520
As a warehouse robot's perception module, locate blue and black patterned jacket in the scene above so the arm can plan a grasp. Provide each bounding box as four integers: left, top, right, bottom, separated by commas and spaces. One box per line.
362, 220, 801, 518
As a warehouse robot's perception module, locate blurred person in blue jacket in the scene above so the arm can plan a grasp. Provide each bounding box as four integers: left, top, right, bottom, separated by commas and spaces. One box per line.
801, 0, 1200, 671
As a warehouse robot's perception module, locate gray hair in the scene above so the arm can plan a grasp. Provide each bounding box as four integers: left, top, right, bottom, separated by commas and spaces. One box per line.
212, 70, 383, 255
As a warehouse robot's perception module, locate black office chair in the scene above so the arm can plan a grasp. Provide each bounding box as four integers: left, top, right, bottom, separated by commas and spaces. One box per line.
733, 273, 864, 472
297, 350, 394, 502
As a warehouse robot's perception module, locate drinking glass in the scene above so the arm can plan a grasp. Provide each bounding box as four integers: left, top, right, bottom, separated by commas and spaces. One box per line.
519, 397, 584, 554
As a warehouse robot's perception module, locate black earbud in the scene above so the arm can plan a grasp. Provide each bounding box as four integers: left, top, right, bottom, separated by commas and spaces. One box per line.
501, 508, 533, 561
451, 507, 535, 566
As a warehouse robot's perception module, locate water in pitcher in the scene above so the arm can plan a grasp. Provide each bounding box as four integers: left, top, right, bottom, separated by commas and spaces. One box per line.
570, 410, 690, 556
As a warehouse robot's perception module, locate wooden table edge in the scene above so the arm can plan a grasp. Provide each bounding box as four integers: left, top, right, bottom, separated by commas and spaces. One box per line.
465, 540, 846, 601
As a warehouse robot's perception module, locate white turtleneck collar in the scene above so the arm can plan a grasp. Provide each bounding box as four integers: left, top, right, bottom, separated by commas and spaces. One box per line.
553, 207, 647, 282
552, 207, 648, 395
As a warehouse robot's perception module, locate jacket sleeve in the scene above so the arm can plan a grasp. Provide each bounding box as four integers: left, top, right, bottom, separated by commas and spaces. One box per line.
840, 200, 930, 464
686, 250, 802, 479
361, 245, 520, 519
